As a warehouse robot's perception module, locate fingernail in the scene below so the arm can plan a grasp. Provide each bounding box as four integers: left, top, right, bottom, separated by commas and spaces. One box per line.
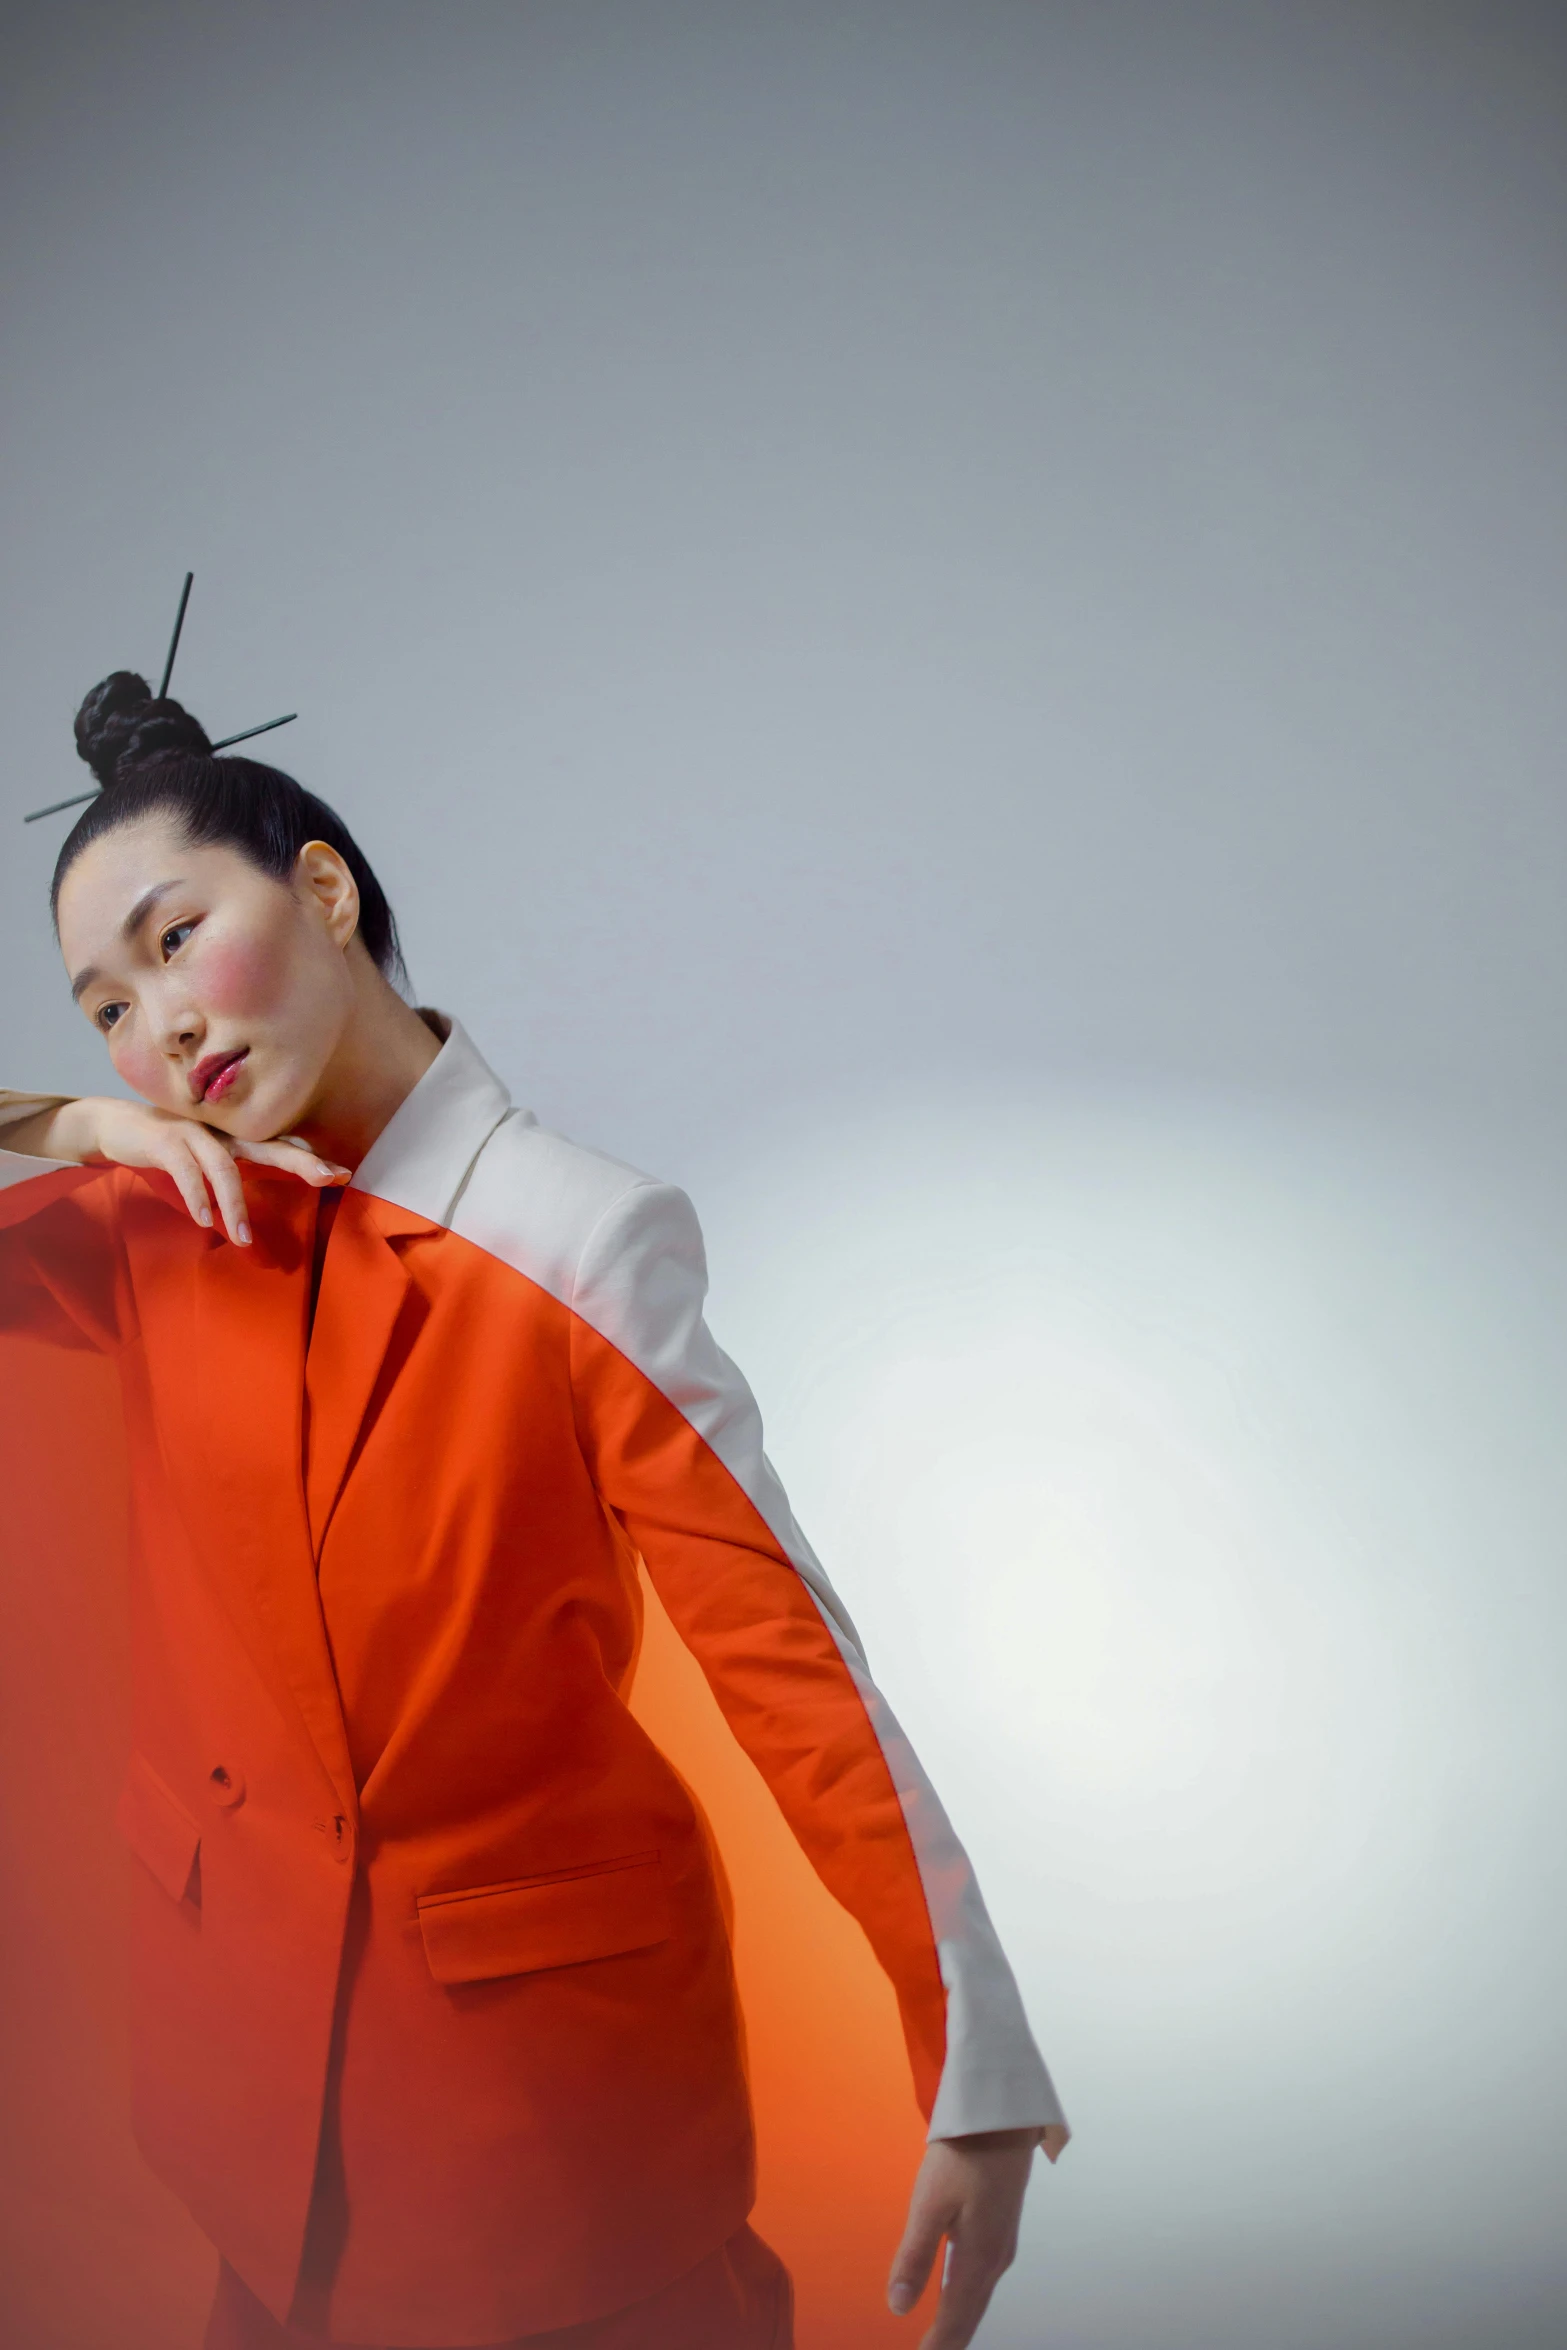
236, 1221, 251, 1246
197, 1207, 213, 1228
888, 2285, 914, 2315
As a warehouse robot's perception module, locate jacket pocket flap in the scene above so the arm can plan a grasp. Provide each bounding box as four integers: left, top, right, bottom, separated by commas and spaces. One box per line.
417, 1852, 670, 1986
116, 1754, 201, 1904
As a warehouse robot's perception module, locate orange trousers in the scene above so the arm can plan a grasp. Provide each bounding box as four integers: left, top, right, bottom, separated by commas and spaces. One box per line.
202, 2228, 794, 2350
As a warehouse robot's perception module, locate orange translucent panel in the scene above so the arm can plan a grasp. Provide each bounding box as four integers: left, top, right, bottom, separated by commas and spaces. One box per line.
628, 1566, 940, 2347
0, 1333, 216, 2347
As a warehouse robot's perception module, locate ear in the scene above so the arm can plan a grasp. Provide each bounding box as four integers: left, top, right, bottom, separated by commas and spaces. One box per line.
295, 841, 361, 951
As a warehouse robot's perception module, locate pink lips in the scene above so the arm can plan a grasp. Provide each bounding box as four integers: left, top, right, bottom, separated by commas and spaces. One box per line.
192, 1049, 248, 1104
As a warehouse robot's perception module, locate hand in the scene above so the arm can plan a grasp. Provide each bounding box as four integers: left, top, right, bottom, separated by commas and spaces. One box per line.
1, 1095, 348, 1247
889, 2124, 1067, 2348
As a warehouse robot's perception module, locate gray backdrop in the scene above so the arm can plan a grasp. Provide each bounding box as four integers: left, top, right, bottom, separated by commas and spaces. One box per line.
3, 4, 1565, 2346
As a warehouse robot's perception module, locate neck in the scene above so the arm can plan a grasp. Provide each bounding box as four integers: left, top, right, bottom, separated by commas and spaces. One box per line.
291, 956, 444, 1167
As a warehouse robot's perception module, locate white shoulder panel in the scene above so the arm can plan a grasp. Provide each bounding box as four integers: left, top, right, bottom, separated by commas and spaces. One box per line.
446, 1109, 656, 1312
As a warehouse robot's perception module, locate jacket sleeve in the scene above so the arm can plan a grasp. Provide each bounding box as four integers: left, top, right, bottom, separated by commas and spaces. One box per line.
0, 1096, 127, 1352
566, 1176, 1069, 2144
0, 1089, 75, 1139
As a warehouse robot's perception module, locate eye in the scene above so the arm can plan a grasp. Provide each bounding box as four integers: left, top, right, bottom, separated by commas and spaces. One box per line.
160, 920, 197, 959
96, 1001, 128, 1033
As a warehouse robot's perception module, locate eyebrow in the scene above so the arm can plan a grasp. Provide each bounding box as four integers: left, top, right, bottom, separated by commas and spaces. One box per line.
69, 878, 186, 1004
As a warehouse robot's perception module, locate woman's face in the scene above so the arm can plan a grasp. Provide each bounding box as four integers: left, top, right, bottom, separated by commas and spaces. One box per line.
55, 812, 362, 1142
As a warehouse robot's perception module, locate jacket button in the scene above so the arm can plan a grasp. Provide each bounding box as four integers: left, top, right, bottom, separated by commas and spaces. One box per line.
314, 1816, 353, 1863
208, 1764, 246, 1810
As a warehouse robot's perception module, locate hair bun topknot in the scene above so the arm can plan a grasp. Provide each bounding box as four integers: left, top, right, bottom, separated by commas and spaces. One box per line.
73, 670, 214, 789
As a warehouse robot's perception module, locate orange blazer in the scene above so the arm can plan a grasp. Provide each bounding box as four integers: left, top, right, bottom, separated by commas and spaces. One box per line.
0, 1015, 1065, 2344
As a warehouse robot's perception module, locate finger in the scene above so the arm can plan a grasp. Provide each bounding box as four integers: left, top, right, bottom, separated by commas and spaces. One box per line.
919, 2233, 1013, 2350
1041, 2124, 1070, 2165
232, 1136, 350, 1185
158, 1140, 216, 1232
185, 1131, 251, 1246
888, 2189, 954, 2318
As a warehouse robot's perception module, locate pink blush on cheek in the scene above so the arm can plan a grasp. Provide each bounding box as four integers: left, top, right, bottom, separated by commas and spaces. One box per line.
194, 933, 289, 1022
112, 1039, 168, 1102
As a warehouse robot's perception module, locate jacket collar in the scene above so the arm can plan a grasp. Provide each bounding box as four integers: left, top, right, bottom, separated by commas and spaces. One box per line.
348, 1010, 516, 1229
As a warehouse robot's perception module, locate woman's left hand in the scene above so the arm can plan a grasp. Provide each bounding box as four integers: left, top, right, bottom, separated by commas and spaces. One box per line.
888, 2123, 1067, 2346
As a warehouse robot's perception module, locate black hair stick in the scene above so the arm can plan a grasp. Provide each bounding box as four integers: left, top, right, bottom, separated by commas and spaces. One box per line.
157, 572, 194, 700
210, 713, 297, 750
23, 789, 99, 824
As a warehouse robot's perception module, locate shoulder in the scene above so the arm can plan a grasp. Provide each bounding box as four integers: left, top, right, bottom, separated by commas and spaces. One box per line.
447, 1109, 702, 1312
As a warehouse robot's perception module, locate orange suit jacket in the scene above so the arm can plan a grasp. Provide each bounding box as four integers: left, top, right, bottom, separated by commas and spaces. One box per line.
0, 1014, 1065, 2345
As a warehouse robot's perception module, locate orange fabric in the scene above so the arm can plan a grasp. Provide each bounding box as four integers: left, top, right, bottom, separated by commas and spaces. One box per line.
204, 2229, 793, 2350
0, 1164, 942, 2346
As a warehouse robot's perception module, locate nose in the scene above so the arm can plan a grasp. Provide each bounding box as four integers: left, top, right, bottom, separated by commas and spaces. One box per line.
151, 991, 204, 1058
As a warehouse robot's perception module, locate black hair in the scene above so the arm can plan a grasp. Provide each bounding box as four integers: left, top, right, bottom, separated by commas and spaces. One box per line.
50, 671, 405, 982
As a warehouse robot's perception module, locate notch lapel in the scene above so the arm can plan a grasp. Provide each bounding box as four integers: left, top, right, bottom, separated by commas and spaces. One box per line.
191, 1183, 359, 1814
302, 1191, 423, 1557
295, 1006, 515, 1555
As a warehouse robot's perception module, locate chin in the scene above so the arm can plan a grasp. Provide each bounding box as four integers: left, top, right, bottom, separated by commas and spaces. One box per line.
217, 1066, 312, 1143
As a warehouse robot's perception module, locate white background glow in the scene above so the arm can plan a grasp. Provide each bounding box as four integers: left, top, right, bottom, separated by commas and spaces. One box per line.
690, 1091, 1567, 2346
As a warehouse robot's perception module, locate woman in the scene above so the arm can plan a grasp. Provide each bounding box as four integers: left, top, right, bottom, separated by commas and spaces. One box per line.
0, 671, 1070, 2350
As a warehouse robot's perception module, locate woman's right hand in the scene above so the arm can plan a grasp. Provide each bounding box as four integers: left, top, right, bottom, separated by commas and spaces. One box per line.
0, 1095, 349, 1247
